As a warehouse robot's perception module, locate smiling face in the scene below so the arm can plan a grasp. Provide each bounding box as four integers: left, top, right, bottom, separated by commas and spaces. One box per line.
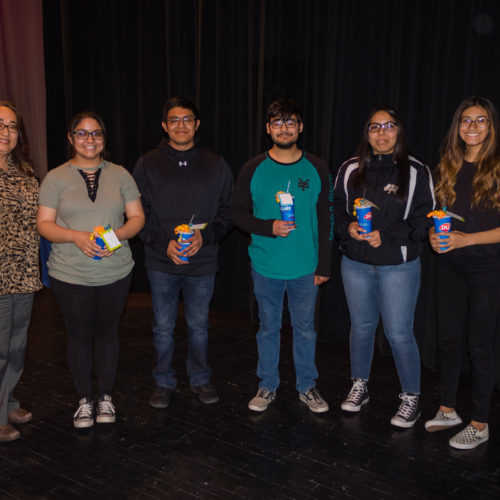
0, 106, 19, 159
266, 114, 303, 149
68, 117, 105, 164
162, 106, 200, 151
367, 110, 398, 155
458, 105, 490, 151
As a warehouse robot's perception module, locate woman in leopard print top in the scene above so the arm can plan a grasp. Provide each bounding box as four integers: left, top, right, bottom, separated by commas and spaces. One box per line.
0, 101, 41, 443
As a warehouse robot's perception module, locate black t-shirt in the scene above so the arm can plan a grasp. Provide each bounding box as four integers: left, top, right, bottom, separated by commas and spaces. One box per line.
444, 161, 500, 265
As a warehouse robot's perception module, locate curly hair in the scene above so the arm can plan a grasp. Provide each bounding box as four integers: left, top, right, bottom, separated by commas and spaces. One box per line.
434, 96, 500, 210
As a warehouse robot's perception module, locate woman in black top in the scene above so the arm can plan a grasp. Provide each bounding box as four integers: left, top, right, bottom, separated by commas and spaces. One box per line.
425, 96, 500, 449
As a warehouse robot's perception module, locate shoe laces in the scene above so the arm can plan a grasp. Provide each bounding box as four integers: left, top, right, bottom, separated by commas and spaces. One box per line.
396, 393, 418, 418
347, 380, 366, 402
257, 389, 274, 400
305, 387, 324, 403
74, 400, 93, 419
98, 395, 115, 415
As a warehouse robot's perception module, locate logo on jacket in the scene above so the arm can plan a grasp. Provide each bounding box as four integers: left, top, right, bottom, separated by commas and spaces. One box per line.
298, 178, 309, 191
384, 184, 399, 195
178, 161, 188, 167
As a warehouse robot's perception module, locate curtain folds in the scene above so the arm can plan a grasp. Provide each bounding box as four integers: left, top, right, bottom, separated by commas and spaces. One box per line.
42, 0, 500, 377
0, 0, 47, 178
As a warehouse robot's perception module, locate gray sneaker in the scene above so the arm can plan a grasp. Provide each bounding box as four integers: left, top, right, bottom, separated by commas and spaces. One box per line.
248, 389, 276, 412
299, 387, 329, 413
449, 424, 489, 450
341, 379, 369, 412
73, 397, 94, 428
425, 409, 462, 432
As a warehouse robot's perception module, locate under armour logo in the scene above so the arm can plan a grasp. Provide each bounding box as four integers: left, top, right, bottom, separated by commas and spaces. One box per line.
298, 178, 309, 191
178, 161, 188, 167
384, 184, 399, 195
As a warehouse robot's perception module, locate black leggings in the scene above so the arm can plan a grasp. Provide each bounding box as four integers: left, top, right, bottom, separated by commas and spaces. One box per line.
50, 273, 132, 398
435, 258, 500, 422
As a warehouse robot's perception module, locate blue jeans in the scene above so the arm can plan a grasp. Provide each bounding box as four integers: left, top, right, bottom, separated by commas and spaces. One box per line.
252, 269, 319, 394
0, 293, 34, 426
341, 256, 421, 394
147, 269, 215, 390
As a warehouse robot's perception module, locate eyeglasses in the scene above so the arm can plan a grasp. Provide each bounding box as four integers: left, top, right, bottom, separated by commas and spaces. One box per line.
166, 116, 196, 125
0, 122, 19, 134
367, 122, 398, 133
73, 129, 104, 140
459, 116, 490, 128
269, 119, 299, 129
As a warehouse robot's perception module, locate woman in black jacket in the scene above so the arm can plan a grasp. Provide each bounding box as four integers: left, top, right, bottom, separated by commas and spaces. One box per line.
334, 106, 435, 428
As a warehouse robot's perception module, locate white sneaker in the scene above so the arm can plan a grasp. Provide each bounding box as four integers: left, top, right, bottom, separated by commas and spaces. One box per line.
425, 409, 462, 432
248, 389, 276, 412
449, 424, 489, 450
341, 379, 369, 412
73, 397, 94, 428
299, 387, 329, 413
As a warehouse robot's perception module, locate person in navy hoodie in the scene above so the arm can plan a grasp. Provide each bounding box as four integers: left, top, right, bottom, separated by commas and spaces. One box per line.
133, 96, 233, 409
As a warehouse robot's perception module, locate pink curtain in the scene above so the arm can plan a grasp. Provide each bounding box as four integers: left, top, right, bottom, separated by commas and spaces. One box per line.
0, 0, 47, 178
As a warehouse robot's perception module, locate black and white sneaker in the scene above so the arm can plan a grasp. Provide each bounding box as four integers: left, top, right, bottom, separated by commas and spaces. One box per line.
73, 397, 94, 428
390, 393, 421, 428
341, 378, 369, 412
96, 394, 116, 424
449, 424, 489, 449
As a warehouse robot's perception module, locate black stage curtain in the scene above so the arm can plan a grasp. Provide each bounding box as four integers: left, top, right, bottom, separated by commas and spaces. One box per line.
43, 0, 500, 379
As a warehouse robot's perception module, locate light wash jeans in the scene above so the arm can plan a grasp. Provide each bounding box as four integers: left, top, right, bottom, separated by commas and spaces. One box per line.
341, 256, 421, 394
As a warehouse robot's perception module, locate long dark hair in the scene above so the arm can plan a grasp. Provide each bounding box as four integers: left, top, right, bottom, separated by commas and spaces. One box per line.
435, 96, 500, 210
67, 110, 107, 160
351, 106, 410, 201
0, 100, 34, 176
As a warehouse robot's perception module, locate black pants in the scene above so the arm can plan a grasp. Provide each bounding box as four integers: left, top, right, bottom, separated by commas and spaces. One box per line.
435, 257, 500, 422
50, 273, 132, 399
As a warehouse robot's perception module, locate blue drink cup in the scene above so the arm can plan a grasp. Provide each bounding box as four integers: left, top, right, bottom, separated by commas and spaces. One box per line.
177, 231, 194, 262
92, 236, 106, 260
356, 205, 372, 234
433, 215, 451, 250
280, 203, 295, 223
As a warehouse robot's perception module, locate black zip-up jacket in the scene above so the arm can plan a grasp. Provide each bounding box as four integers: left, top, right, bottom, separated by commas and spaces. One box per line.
133, 141, 233, 276
334, 153, 435, 265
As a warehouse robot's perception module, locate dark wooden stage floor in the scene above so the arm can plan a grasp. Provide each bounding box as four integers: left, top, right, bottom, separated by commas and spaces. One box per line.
1, 289, 499, 499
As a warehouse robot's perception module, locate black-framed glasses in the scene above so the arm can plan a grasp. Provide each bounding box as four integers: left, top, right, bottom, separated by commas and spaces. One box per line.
367, 121, 398, 133
73, 129, 105, 140
459, 116, 490, 128
166, 116, 196, 125
0, 122, 19, 133
270, 118, 299, 129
